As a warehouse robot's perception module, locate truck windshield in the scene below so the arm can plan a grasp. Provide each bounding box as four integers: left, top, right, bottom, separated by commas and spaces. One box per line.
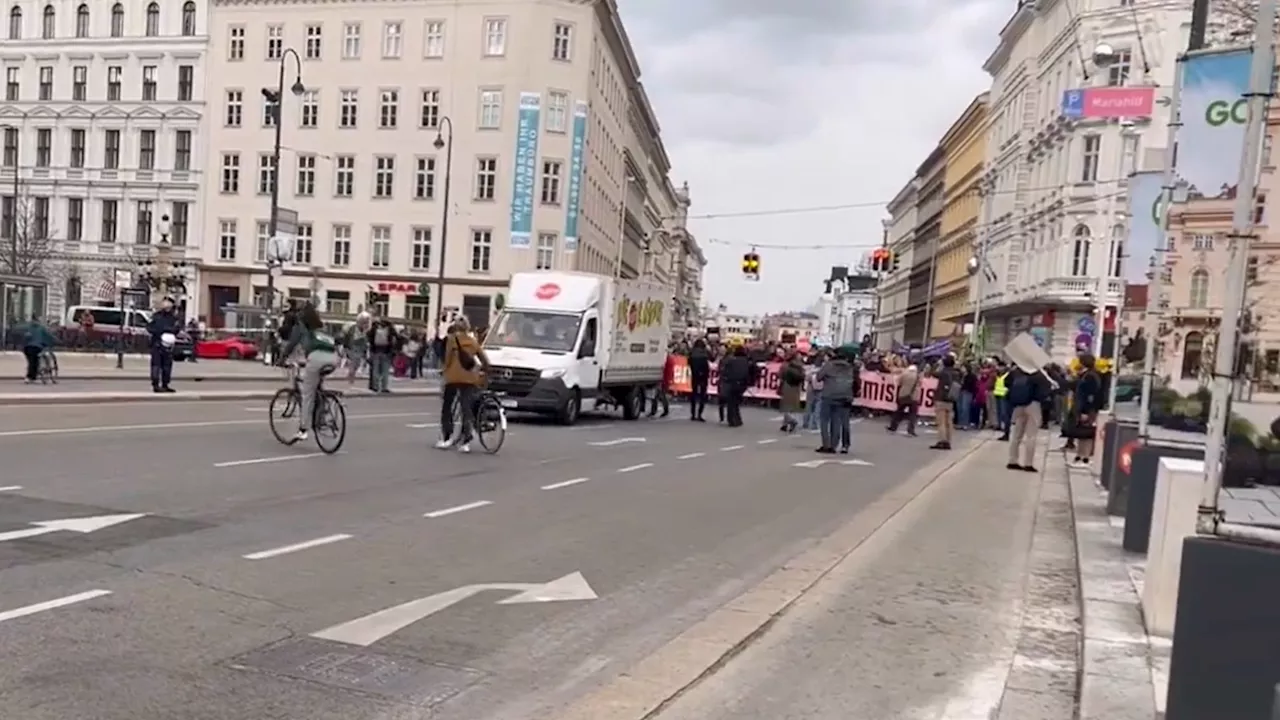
487, 310, 582, 352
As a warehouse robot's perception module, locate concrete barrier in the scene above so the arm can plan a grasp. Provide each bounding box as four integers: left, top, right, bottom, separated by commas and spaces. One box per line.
1142, 456, 1204, 638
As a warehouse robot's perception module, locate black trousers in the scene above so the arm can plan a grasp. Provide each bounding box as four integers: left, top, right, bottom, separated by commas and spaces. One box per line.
887, 401, 918, 433
22, 345, 40, 380
689, 374, 709, 418
440, 383, 478, 443
149, 348, 173, 388
725, 384, 745, 427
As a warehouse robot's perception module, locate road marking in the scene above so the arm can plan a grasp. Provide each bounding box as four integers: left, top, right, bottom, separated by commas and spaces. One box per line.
406, 422, 440, 428
541, 478, 589, 490
677, 452, 704, 459
757, 438, 777, 444
242, 407, 268, 412
424, 500, 492, 518
0, 411, 430, 439
793, 458, 875, 468
617, 463, 653, 473
720, 444, 744, 451
0, 513, 147, 543
0, 589, 112, 624
588, 437, 645, 446
0, 486, 21, 491
214, 452, 329, 468
242, 534, 353, 560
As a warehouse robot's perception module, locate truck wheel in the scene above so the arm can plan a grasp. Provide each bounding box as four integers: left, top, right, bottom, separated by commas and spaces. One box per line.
622, 387, 644, 420
558, 390, 581, 425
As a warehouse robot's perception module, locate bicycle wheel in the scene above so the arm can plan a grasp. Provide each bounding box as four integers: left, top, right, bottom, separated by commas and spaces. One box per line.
314, 393, 347, 454
269, 388, 302, 445
38, 354, 51, 385
45, 353, 57, 384
475, 395, 507, 454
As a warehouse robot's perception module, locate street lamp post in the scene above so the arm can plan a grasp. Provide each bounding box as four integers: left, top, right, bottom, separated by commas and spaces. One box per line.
262, 48, 305, 359
433, 116, 454, 331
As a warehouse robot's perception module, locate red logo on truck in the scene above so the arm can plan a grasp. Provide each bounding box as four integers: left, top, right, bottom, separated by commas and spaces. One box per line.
534, 283, 560, 300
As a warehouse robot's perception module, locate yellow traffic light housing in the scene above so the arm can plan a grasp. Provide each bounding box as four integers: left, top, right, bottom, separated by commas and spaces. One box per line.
742, 252, 760, 279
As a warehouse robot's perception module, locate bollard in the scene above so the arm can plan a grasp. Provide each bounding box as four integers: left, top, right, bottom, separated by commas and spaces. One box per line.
1273, 682, 1280, 720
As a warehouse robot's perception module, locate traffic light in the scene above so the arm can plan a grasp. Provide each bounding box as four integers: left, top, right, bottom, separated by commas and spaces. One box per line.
870, 248, 893, 272
741, 251, 760, 279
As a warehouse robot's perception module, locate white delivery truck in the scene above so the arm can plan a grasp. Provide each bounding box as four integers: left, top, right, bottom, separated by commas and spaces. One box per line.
482, 271, 671, 424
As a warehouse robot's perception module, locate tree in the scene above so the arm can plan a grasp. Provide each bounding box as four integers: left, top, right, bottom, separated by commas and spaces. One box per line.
1208, 0, 1278, 43
0, 192, 53, 278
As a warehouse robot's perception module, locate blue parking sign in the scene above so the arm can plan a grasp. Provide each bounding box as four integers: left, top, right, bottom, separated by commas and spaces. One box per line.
1061, 89, 1084, 118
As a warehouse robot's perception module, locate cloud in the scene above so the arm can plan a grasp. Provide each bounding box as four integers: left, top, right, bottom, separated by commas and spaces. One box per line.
619, 0, 1009, 316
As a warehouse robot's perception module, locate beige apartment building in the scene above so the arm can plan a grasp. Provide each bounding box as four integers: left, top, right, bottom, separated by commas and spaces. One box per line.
194, 0, 695, 330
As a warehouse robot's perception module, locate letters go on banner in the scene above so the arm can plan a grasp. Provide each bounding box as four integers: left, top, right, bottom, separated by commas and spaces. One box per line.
665, 356, 939, 416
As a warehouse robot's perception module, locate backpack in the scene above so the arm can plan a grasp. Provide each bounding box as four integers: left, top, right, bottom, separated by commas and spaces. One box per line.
782, 363, 804, 387
373, 324, 391, 347
452, 336, 476, 371
311, 330, 336, 353
1006, 373, 1033, 407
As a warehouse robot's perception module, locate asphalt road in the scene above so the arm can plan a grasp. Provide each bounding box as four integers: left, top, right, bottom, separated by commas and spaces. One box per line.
0, 398, 944, 720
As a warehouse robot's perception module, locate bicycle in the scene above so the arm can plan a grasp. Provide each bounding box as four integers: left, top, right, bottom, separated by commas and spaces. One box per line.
37, 349, 58, 385
446, 384, 508, 454
268, 363, 347, 454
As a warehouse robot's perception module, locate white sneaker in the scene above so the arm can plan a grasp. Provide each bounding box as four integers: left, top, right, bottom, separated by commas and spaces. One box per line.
434, 439, 454, 450
293, 430, 308, 441
456, 443, 471, 453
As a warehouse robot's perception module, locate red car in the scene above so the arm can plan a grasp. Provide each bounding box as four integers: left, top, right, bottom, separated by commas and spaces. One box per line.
196, 335, 259, 360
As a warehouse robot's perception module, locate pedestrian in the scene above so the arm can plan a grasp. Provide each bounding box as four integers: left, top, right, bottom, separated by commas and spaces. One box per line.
993, 361, 1012, 440
650, 350, 675, 418
1005, 365, 1047, 472
958, 362, 977, 429
717, 347, 730, 423
802, 351, 824, 430
147, 296, 180, 393
687, 338, 711, 421
816, 346, 855, 453
20, 315, 54, 383
185, 317, 201, 363
366, 315, 400, 393
1067, 353, 1104, 466
886, 362, 920, 436
435, 316, 490, 453
719, 345, 753, 427
778, 351, 805, 433
343, 313, 371, 385
931, 355, 959, 450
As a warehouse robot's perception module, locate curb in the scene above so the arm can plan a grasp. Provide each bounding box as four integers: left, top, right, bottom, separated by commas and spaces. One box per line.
0, 387, 441, 405
549, 436, 992, 720
0, 375, 441, 383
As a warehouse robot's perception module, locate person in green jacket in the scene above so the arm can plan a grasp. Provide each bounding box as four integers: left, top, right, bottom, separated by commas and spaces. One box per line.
21, 315, 55, 382
279, 303, 337, 441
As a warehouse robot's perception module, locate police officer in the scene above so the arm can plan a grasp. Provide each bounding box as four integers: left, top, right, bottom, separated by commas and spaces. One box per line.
147, 296, 181, 393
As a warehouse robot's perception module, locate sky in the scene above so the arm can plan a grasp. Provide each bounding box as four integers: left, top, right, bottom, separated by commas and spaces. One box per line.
619, 0, 1011, 316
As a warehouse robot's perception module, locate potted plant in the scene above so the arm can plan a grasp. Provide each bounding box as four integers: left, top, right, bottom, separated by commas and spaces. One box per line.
1224, 416, 1262, 486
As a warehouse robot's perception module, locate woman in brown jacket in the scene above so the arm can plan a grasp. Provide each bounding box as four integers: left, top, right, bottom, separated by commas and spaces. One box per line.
778, 352, 805, 433
435, 317, 489, 452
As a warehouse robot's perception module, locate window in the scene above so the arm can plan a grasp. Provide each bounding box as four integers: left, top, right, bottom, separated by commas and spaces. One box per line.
536, 232, 556, 269
228, 26, 245, 60
75, 3, 87, 36
334, 155, 354, 197
411, 227, 431, 270
382, 21, 402, 57
225, 89, 243, 126
41, 4, 53, 39
135, 200, 153, 244
107, 65, 121, 101
5, 67, 17, 101
109, 3, 122, 37
144, 2, 158, 36
294, 223, 313, 264
331, 224, 351, 266
174, 130, 192, 170
326, 290, 350, 315
424, 20, 444, 57
1080, 134, 1100, 182
420, 88, 440, 128
1110, 224, 1124, 277
479, 89, 502, 128
266, 25, 283, 60
0, 195, 11, 238
1189, 268, 1209, 308
255, 221, 269, 262
1107, 49, 1132, 86
35, 129, 51, 167
379, 89, 399, 128
72, 65, 86, 100
69, 129, 85, 168
552, 23, 572, 61
7, 6, 19, 40
305, 23, 322, 59
342, 22, 360, 58
474, 157, 497, 200
470, 229, 492, 272
1256, 194, 1268, 223
177, 65, 193, 101
299, 90, 318, 128
1121, 132, 1139, 175
339, 89, 358, 127
405, 295, 430, 322
1071, 225, 1091, 276
217, 219, 238, 260
1248, 256, 1260, 284
296, 154, 316, 196
262, 92, 277, 127
181, 1, 195, 35
1192, 233, 1214, 250
33, 196, 49, 239
171, 201, 189, 245
374, 156, 395, 197
414, 156, 436, 199
36, 66, 52, 101
138, 129, 156, 170
484, 18, 506, 55
257, 153, 276, 194
541, 160, 562, 204
546, 91, 568, 132
66, 198, 83, 242
0, 127, 14, 167
103, 129, 120, 169
370, 226, 391, 268
141, 65, 157, 101
100, 199, 118, 243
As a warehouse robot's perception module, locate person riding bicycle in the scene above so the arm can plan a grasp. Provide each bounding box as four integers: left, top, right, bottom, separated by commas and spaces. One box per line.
435, 316, 490, 453
279, 302, 337, 442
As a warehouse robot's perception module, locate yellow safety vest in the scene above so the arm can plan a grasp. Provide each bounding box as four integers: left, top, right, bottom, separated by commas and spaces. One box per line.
993, 372, 1009, 397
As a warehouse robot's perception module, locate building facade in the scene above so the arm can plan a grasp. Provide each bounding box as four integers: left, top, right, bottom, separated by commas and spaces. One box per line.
195, 0, 687, 331
905, 146, 945, 344
934, 92, 988, 339
874, 181, 917, 348
814, 272, 876, 347
702, 306, 762, 344
759, 311, 820, 345
0, 0, 208, 318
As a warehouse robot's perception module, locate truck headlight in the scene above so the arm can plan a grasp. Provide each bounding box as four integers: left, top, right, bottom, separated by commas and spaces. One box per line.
541, 368, 565, 379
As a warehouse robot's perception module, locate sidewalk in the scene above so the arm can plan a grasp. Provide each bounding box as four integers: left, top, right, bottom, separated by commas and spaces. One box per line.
0, 378, 440, 404
565, 432, 1084, 720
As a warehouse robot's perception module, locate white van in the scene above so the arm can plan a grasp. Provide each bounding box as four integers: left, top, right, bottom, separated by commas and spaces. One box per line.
64, 305, 152, 335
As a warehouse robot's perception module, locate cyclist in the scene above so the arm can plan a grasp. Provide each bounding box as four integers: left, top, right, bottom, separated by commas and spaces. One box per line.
279, 302, 337, 442
435, 316, 490, 453
19, 315, 55, 383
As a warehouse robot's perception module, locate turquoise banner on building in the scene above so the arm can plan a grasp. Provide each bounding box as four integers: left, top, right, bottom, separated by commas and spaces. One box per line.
509, 92, 541, 249
563, 101, 589, 253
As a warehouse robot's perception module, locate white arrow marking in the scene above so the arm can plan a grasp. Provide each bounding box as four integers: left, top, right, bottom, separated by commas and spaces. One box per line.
311, 572, 597, 647
842, 459, 874, 466
793, 460, 831, 468
588, 437, 646, 446
0, 513, 147, 543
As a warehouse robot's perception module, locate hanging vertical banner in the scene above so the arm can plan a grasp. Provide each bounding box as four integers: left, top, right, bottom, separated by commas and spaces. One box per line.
509, 92, 541, 249
1178, 47, 1252, 200
1125, 171, 1189, 285
563, 101, 589, 253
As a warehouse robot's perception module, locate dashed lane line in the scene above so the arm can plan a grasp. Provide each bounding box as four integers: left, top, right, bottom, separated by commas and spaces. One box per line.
0, 590, 113, 624
424, 500, 492, 518
720, 445, 744, 451
677, 452, 705, 460
616, 463, 653, 473
0, 411, 432, 439
242, 534, 353, 560
541, 477, 590, 490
